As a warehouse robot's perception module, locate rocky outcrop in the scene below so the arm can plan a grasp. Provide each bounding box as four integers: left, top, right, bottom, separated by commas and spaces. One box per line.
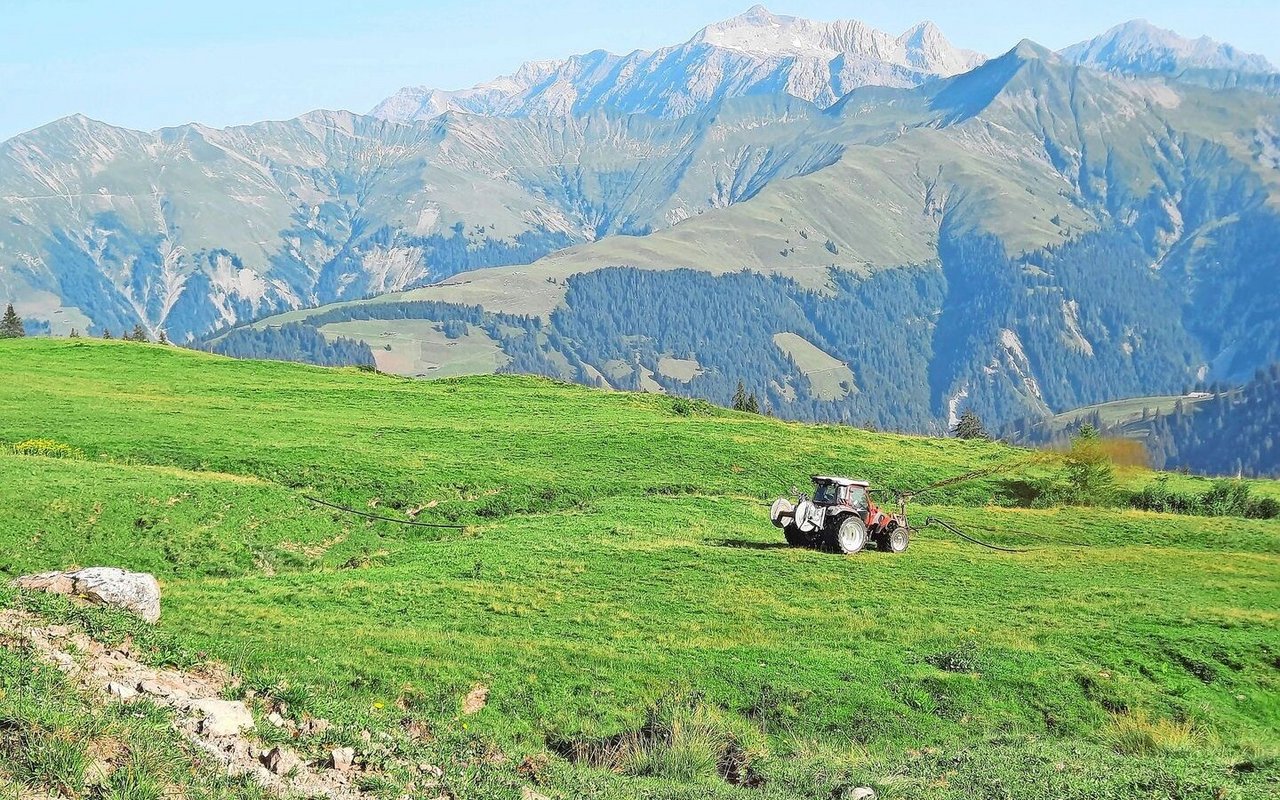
13, 567, 162, 622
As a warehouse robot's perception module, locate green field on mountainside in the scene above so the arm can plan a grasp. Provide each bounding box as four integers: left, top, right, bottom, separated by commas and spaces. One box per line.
1015, 393, 1217, 441
1, 339, 1277, 799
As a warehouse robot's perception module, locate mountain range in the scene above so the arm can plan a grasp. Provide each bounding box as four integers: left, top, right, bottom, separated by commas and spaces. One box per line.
1, 7, 1278, 434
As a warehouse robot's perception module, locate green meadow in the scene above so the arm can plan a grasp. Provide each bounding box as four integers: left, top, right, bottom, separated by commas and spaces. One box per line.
0, 339, 1276, 799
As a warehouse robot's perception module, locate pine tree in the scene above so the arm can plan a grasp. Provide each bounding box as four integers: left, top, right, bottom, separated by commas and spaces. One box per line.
744, 393, 760, 414
951, 410, 989, 440
157, 330, 168, 345
0, 304, 25, 338
130, 324, 149, 343
732, 381, 748, 411
102, 329, 113, 340
69, 328, 80, 338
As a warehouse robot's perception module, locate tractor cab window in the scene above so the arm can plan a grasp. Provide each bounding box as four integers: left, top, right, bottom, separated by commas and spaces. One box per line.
812, 482, 840, 504
847, 487, 868, 510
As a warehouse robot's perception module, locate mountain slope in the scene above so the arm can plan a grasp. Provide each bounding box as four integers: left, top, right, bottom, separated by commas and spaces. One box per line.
255, 42, 1280, 431
0, 99, 853, 341
371, 6, 984, 123
2, 339, 1279, 800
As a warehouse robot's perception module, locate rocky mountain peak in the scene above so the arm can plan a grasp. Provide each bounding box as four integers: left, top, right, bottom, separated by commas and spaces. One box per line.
1060, 19, 1276, 75
370, 7, 985, 124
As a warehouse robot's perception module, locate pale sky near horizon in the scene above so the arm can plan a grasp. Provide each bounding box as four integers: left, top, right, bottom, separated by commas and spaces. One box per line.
2, 0, 1278, 142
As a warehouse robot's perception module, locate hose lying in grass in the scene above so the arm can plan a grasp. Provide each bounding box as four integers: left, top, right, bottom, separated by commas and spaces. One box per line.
304, 495, 468, 529
917, 517, 1029, 553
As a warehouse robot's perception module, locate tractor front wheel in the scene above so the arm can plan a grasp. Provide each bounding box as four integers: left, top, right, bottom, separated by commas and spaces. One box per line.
880, 526, 909, 553
828, 517, 867, 554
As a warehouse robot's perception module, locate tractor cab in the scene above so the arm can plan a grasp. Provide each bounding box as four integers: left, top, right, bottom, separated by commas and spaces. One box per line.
810, 476, 870, 514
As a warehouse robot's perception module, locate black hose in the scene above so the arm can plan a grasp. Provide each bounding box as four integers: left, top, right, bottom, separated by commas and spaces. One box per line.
919, 517, 1030, 553
304, 496, 468, 529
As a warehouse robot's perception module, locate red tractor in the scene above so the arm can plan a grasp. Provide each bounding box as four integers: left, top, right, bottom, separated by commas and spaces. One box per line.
769, 476, 909, 554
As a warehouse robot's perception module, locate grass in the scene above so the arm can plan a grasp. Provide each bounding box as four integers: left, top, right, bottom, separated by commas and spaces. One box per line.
318, 318, 509, 378
1030, 393, 1217, 440
771, 332, 857, 401
0, 338, 1277, 799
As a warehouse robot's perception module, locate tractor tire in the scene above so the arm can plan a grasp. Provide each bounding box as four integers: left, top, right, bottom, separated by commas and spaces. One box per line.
828, 517, 868, 555
879, 525, 910, 553
769, 498, 794, 529
783, 524, 811, 547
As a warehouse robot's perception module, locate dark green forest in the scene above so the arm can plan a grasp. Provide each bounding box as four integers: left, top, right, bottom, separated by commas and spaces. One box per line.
1143, 367, 1280, 477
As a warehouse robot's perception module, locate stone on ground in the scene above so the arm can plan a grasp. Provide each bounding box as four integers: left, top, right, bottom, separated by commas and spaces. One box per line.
12, 567, 162, 622
330, 746, 356, 772
262, 746, 302, 776
190, 698, 255, 737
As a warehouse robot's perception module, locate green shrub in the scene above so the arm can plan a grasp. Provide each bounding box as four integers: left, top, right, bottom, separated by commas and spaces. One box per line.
7, 438, 84, 459
1129, 475, 1279, 519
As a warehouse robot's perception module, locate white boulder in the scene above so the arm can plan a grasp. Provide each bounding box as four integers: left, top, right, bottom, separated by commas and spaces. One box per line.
12, 567, 161, 623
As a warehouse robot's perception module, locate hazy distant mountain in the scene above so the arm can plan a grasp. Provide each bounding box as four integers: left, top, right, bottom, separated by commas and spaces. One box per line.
3, 8, 1280, 436
371, 5, 985, 122
1060, 19, 1275, 77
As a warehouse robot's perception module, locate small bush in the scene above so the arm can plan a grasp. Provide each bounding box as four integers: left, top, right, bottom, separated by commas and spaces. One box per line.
7, 438, 84, 459
1104, 710, 1198, 756
553, 692, 767, 786
1129, 475, 1279, 519
925, 639, 983, 673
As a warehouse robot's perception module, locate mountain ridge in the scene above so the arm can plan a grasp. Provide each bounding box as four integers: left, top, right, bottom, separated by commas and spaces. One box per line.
1061, 19, 1276, 77
370, 5, 985, 123
3, 14, 1279, 435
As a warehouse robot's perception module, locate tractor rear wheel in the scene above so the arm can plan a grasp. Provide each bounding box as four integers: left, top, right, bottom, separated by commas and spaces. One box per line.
783, 525, 811, 547
828, 517, 867, 554
880, 526, 909, 553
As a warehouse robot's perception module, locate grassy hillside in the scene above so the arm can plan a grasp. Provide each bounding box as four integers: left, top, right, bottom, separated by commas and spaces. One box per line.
1016, 393, 1215, 441
1, 339, 1277, 800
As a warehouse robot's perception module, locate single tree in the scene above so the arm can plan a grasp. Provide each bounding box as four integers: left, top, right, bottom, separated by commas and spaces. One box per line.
732, 381, 748, 412
68, 328, 80, 338
101, 329, 113, 340
130, 324, 149, 343
1064, 426, 1114, 504
0, 303, 25, 338
744, 393, 760, 414
157, 330, 168, 345
951, 410, 989, 440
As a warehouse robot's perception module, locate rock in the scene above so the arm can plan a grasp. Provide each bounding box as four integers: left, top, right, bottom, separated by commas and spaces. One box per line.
267, 711, 286, 727
330, 746, 355, 772
105, 681, 137, 700
138, 677, 179, 697
302, 716, 331, 736
462, 683, 489, 715
84, 758, 114, 786
11, 567, 161, 623
261, 746, 301, 776
846, 789, 876, 800
190, 699, 255, 737
12, 571, 75, 594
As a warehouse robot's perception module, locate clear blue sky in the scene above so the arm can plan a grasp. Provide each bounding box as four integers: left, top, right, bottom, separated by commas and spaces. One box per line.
3, 0, 1277, 141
